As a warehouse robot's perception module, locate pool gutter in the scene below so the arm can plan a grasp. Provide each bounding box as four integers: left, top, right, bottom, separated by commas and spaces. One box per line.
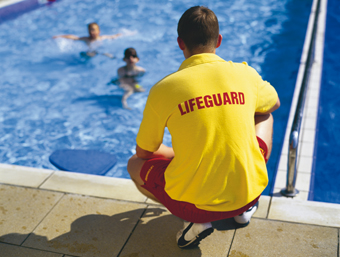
0, 0, 41, 23
273, 0, 326, 200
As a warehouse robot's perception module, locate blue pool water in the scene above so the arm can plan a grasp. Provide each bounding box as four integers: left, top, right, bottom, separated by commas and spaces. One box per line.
0, 0, 312, 194
309, 0, 340, 204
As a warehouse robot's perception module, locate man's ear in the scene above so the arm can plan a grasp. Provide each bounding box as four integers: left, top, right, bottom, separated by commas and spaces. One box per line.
216, 34, 223, 49
177, 37, 186, 51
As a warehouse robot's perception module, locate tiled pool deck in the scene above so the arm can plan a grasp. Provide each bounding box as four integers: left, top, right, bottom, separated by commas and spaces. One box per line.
0, 164, 339, 257
0, 0, 339, 256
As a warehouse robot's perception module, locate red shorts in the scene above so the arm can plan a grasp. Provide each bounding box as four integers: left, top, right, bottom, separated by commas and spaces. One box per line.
140, 136, 268, 223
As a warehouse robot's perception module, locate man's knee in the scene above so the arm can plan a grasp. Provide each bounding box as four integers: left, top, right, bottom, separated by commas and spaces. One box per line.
127, 154, 137, 176
127, 154, 145, 185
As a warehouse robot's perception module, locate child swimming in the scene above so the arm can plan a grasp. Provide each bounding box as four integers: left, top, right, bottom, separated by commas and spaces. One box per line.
53, 22, 121, 58
117, 48, 146, 109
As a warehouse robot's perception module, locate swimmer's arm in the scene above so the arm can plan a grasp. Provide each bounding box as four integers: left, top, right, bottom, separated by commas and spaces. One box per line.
128, 67, 146, 78
136, 144, 174, 160
136, 66, 146, 74
136, 66, 145, 71
117, 67, 131, 84
135, 71, 145, 78
52, 35, 81, 40
117, 66, 126, 78
101, 33, 123, 40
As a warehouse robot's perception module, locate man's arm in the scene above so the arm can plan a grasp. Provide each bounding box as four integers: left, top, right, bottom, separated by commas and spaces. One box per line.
254, 97, 280, 159
136, 144, 175, 160
255, 97, 280, 115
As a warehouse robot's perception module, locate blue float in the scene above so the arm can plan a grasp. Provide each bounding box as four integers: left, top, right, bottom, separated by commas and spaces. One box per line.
49, 149, 117, 176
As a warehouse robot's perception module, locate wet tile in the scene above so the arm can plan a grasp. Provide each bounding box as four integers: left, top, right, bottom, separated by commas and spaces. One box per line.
0, 164, 53, 188
0, 242, 63, 257
295, 172, 312, 191
273, 187, 309, 201
281, 141, 288, 155
306, 96, 319, 108
297, 155, 313, 173
299, 142, 315, 157
301, 128, 316, 143
40, 171, 146, 202
303, 117, 317, 130
23, 194, 147, 257
308, 83, 322, 96
274, 171, 286, 189
120, 206, 234, 257
0, 185, 63, 245
254, 195, 270, 218
276, 153, 313, 198
269, 197, 340, 227
294, 63, 306, 87
229, 218, 337, 257
277, 154, 288, 171
305, 105, 318, 118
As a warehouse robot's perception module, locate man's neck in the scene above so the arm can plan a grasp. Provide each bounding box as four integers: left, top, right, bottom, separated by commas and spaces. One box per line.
184, 49, 216, 59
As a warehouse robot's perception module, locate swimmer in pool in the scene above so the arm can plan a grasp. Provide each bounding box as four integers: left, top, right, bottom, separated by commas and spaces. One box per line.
53, 22, 122, 58
117, 48, 146, 109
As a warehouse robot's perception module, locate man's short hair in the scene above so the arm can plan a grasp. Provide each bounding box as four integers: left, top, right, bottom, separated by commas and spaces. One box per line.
177, 6, 219, 52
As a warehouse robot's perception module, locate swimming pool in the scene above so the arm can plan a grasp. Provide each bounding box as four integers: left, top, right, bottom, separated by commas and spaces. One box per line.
0, 0, 312, 194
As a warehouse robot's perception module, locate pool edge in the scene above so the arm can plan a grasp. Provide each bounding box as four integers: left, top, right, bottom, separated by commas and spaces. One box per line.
273, 0, 327, 201
1, 162, 339, 228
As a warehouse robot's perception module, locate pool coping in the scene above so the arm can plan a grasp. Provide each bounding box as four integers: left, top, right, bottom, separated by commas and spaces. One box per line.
0, 0, 24, 8
0, 162, 339, 228
273, 0, 326, 200
0, 0, 40, 21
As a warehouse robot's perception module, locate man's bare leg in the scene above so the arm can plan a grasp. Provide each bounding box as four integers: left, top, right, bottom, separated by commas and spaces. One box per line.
127, 155, 161, 203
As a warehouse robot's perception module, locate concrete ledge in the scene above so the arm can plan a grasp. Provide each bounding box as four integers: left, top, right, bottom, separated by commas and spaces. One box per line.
268, 197, 340, 227
254, 195, 270, 219
0, 0, 23, 9
40, 170, 147, 203
0, 164, 54, 188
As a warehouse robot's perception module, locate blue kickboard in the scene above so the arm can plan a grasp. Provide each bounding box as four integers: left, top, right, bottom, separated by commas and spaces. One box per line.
49, 149, 117, 175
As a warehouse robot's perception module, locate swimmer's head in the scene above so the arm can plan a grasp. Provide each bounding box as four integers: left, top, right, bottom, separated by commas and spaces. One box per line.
177, 6, 220, 54
123, 48, 139, 65
124, 48, 138, 59
88, 22, 100, 39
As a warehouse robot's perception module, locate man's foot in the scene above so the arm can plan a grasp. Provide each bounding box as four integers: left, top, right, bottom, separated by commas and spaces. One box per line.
176, 222, 213, 249
233, 201, 259, 227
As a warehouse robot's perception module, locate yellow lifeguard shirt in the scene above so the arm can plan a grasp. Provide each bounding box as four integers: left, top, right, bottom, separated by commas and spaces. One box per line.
136, 53, 278, 212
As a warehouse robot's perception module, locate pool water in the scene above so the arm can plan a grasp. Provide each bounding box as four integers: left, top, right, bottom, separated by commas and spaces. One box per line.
0, 0, 312, 194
